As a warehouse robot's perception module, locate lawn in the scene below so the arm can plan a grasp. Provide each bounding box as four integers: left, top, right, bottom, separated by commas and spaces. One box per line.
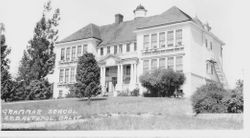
1, 97, 243, 130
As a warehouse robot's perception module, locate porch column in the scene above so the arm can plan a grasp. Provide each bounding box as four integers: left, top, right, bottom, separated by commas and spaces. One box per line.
130, 64, 134, 84
135, 63, 137, 83
120, 64, 123, 87
101, 66, 106, 94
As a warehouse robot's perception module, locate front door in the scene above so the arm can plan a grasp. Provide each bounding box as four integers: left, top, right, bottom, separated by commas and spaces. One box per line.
112, 77, 117, 89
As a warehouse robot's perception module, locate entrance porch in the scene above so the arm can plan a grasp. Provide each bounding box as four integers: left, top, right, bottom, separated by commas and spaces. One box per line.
98, 55, 138, 96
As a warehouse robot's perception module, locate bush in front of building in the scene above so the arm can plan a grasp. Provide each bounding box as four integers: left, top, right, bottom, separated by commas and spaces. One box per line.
25, 79, 53, 100
72, 53, 101, 103
191, 83, 230, 114
117, 90, 129, 96
130, 88, 140, 96
139, 69, 185, 97
224, 80, 244, 113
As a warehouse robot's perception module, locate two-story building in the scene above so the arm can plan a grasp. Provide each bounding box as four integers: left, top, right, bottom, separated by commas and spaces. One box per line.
52, 5, 228, 98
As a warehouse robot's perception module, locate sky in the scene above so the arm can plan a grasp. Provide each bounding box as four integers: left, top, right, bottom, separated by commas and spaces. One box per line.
0, 0, 249, 88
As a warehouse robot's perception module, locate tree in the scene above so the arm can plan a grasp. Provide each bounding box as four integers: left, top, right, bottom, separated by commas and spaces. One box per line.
17, 1, 60, 81
16, 1, 60, 100
1, 23, 14, 102
139, 69, 185, 97
74, 53, 101, 103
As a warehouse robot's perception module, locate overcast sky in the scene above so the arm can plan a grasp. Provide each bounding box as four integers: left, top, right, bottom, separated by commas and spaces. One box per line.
0, 0, 249, 88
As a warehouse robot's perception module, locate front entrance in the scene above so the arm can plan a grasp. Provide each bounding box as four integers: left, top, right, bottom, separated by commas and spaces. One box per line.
105, 66, 118, 93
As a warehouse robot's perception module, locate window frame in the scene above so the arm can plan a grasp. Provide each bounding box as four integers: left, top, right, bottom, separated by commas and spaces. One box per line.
143, 35, 150, 50
134, 42, 137, 51
59, 69, 64, 83
119, 44, 123, 53
167, 31, 174, 47
114, 45, 117, 54
60, 48, 65, 61
65, 68, 70, 83
126, 43, 130, 52
66, 47, 71, 61
77, 45, 82, 57
159, 58, 166, 69
175, 29, 182, 47
70, 67, 75, 83
100, 47, 104, 55
143, 60, 149, 73
71, 46, 76, 60
159, 32, 166, 48
167, 57, 174, 70
107, 46, 111, 54
151, 33, 157, 49
175, 56, 183, 72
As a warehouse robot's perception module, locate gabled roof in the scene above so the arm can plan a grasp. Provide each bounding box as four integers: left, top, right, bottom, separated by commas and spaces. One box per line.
137, 6, 192, 29
58, 23, 101, 43
56, 6, 197, 45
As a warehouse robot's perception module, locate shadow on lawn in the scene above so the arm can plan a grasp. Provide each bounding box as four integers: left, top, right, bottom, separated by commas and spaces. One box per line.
78, 97, 107, 102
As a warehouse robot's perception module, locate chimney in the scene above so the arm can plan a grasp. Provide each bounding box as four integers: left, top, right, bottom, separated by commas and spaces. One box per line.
115, 14, 123, 24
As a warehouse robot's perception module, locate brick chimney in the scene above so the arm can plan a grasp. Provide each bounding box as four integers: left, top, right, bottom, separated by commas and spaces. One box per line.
115, 14, 123, 24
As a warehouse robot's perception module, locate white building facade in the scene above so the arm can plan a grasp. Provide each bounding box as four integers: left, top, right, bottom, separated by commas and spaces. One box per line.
52, 5, 228, 98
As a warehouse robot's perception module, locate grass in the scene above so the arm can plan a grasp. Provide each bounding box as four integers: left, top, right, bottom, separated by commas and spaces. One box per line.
1, 97, 243, 130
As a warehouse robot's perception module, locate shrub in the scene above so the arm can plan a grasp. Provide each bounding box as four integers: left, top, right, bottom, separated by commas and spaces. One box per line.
117, 89, 129, 96
224, 90, 243, 113
130, 88, 140, 96
139, 69, 185, 97
191, 83, 229, 114
25, 79, 53, 100
65, 85, 82, 98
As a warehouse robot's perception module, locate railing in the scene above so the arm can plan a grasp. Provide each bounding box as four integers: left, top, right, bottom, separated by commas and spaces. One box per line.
142, 45, 184, 56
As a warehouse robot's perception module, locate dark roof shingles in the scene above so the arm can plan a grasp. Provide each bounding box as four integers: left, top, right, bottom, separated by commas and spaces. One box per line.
57, 6, 192, 45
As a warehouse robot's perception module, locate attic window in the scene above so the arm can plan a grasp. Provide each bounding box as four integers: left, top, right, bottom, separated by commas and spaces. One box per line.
100, 48, 104, 55
107, 46, 110, 54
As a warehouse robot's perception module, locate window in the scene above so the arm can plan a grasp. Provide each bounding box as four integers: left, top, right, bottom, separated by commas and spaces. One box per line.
175, 29, 182, 46
107, 46, 110, 54
134, 42, 137, 51
206, 62, 213, 74
59, 69, 64, 83
205, 39, 208, 48
143, 35, 149, 50
167, 31, 174, 47
119, 44, 123, 53
61, 48, 65, 60
176, 56, 183, 72
210, 42, 213, 50
65, 68, 69, 83
151, 59, 157, 71
167, 57, 174, 70
66, 47, 70, 61
126, 44, 130, 52
159, 58, 166, 69
77, 45, 82, 57
70, 67, 75, 83
143, 60, 149, 73
100, 48, 104, 55
151, 33, 157, 49
159, 32, 165, 48
83, 44, 87, 53
114, 45, 117, 54
71, 46, 76, 60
